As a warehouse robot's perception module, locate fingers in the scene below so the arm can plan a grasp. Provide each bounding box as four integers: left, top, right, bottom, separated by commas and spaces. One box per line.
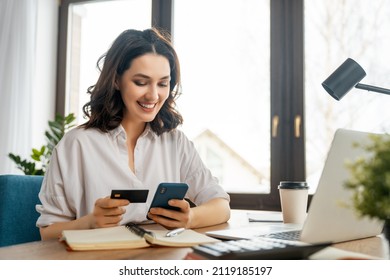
96, 197, 130, 208
148, 199, 190, 228
95, 204, 126, 217
148, 199, 188, 218
95, 215, 123, 228
92, 197, 130, 228
168, 198, 190, 211
148, 214, 183, 229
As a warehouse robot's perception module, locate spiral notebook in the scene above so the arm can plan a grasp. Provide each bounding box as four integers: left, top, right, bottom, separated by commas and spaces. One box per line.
60, 223, 218, 251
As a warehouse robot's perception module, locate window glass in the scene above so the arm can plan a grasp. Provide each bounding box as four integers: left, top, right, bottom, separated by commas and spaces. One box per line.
173, 0, 271, 193
305, 0, 390, 192
66, 0, 152, 122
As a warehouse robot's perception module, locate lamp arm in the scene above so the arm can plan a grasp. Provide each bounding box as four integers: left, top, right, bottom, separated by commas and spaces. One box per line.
355, 83, 390, 95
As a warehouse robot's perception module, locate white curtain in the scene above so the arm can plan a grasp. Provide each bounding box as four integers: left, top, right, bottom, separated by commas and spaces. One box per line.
0, 0, 37, 174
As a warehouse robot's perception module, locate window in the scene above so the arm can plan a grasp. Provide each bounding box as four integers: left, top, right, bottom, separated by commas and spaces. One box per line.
63, 0, 152, 122
304, 0, 390, 192
61, 0, 390, 211
57, 0, 293, 210
173, 0, 271, 194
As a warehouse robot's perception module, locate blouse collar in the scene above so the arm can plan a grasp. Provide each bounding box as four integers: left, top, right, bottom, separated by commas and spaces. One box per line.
109, 123, 158, 140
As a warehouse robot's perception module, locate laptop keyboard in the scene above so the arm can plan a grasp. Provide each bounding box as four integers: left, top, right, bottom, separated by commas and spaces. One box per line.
259, 230, 302, 241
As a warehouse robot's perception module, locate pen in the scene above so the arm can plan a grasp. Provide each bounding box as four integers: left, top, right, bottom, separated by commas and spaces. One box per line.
166, 227, 185, 237
125, 222, 154, 237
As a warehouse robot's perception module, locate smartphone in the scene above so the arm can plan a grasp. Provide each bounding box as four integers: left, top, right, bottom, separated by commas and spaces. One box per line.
110, 189, 149, 203
147, 183, 189, 219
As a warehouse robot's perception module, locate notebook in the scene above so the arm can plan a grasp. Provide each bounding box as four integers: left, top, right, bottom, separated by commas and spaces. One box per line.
207, 129, 385, 244
60, 222, 219, 251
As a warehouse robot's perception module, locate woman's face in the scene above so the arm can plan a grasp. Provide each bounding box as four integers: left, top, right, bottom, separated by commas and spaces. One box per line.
117, 53, 171, 125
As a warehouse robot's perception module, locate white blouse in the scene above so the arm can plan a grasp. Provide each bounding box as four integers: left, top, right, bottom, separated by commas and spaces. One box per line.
36, 125, 230, 227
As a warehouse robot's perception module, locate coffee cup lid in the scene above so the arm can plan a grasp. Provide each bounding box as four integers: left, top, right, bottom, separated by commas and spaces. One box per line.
278, 181, 308, 189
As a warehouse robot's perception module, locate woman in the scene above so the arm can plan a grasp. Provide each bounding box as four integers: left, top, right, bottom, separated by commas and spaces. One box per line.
36, 28, 230, 240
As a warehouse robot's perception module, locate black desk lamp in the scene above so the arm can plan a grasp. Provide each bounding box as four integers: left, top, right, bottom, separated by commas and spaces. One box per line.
322, 58, 390, 100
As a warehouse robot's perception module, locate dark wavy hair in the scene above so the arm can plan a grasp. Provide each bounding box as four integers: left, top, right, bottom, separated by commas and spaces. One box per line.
81, 28, 183, 135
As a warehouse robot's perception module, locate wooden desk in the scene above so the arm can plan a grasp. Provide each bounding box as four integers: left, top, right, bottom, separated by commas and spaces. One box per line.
0, 210, 388, 260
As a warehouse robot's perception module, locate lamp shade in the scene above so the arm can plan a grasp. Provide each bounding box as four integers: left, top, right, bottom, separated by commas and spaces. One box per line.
322, 58, 366, 100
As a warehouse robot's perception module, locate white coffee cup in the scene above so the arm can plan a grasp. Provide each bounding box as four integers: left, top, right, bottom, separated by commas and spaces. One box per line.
278, 181, 309, 224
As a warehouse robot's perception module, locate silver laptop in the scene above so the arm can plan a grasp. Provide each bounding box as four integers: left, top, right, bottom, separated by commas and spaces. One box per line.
207, 129, 385, 244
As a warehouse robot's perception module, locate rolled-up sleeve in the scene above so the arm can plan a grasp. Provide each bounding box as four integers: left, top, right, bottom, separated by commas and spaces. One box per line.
178, 131, 230, 205
36, 147, 76, 227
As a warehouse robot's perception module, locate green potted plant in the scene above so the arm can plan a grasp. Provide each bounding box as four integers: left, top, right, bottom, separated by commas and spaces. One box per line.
8, 113, 76, 175
344, 134, 390, 244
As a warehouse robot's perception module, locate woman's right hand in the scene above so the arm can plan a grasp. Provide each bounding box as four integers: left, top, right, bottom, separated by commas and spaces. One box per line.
40, 196, 130, 240
90, 196, 130, 228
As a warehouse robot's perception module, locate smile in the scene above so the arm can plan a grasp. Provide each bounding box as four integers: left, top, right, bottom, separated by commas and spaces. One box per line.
137, 102, 157, 109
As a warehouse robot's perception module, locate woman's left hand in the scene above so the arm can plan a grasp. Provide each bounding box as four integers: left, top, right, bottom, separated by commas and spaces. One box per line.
147, 199, 193, 229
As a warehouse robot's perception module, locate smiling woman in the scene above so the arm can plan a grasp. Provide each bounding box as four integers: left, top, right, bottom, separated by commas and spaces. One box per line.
116, 54, 171, 126
36, 28, 230, 241
81, 29, 183, 136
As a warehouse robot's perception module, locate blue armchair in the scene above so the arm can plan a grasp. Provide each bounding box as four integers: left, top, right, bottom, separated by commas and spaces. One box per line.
0, 174, 43, 247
